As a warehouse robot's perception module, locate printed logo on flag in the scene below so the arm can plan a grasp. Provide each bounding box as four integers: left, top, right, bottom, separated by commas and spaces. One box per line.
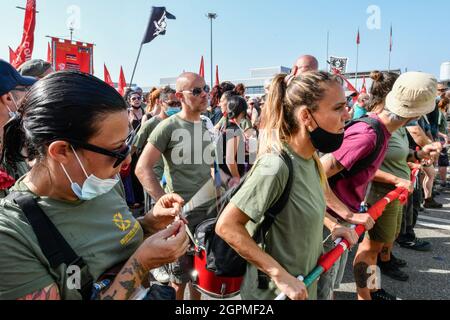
329, 56, 349, 74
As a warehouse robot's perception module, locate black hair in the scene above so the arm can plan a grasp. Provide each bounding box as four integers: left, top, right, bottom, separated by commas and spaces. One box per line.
220, 81, 236, 94
227, 95, 248, 119
2, 71, 128, 164
159, 86, 176, 102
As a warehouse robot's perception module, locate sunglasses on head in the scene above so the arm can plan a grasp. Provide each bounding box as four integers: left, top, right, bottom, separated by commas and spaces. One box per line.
183, 85, 210, 97
60, 130, 136, 168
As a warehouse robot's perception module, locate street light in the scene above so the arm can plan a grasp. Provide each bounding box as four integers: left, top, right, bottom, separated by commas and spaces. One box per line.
206, 13, 218, 88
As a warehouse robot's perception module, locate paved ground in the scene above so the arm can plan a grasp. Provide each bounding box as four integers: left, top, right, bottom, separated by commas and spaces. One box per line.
336, 188, 450, 300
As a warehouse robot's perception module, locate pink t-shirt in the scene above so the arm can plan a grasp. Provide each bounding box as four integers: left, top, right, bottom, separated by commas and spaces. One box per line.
329, 115, 391, 213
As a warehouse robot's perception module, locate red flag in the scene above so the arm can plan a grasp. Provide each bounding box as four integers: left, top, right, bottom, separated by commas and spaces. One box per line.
47, 42, 52, 63
12, 0, 37, 68
361, 76, 367, 94
118, 66, 127, 96
199, 56, 205, 78
215, 65, 220, 87
9, 47, 18, 64
331, 67, 358, 94
104, 64, 114, 87
356, 29, 360, 45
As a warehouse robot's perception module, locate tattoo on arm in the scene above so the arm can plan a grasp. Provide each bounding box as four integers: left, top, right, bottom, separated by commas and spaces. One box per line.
99, 258, 148, 301
101, 290, 118, 301
17, 283, 60, 300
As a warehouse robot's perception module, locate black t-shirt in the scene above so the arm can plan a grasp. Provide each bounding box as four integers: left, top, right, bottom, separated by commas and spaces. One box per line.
217, 122, 247, 177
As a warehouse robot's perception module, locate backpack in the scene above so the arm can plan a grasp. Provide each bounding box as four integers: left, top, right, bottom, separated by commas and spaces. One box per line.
201, 150, 293, 289
328, 116, 386, 187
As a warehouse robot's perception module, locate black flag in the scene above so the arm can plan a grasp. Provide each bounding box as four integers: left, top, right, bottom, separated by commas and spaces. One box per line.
142, 7, 176, 45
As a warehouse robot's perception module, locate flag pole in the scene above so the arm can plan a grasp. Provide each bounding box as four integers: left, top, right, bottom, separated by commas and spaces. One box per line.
129, 44, 143, 88
388, 24, 392, 72
355, 28, 360, 90
326, 30, 330, 71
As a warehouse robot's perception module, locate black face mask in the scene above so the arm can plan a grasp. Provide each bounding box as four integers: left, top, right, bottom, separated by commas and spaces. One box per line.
309, 113, 345, 154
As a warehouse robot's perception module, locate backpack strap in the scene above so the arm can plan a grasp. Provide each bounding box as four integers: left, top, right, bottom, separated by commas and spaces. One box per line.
252, 150, 294, 290
329, 116, 385, 186
7, 192, 94, 300
253, 151, 294, 244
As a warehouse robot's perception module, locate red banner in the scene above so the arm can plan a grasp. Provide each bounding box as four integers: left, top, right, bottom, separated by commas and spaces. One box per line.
12, 0, 36, 68
51, 37, 94, 74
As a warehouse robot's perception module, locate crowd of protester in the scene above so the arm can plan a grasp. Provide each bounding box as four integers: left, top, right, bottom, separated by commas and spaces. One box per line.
0, 54, 448, 301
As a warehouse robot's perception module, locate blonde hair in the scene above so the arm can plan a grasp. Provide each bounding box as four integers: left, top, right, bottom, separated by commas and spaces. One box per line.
259, 71, 342, 188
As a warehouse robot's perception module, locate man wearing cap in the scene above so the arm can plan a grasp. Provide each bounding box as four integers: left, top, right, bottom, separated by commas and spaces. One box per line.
322, 72, 440, 300
0, 60, 37, 191
18, 59, 54, 79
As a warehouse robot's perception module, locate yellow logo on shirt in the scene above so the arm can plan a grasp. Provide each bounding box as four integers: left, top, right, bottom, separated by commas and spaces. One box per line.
113, 213, 131, 232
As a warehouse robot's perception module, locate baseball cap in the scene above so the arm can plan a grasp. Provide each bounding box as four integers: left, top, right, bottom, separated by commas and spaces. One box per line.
385, 72, 437, 118
0, 59, 37, 96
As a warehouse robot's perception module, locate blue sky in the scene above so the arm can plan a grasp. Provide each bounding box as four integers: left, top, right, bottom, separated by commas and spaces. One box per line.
1, 0, 448, 87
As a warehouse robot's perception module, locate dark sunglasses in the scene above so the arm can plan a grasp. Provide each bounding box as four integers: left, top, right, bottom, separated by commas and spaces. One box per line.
62, 130, 136, 168
183, 85, 210, 97
131, 96, 142, 101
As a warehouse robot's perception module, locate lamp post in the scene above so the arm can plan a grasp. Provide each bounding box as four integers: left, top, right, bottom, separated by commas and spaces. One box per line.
206, 13, 218, 87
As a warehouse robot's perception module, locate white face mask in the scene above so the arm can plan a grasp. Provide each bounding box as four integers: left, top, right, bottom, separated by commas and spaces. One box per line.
60, 146, 120, 201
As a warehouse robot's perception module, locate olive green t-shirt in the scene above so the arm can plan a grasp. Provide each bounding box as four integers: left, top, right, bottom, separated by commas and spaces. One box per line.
0, 178, 143, 300
134, 116, 165, 181
373, 127, 411, 194
240, 117, 253, 132
231, 147, 325, 300
148, 115, 215, 228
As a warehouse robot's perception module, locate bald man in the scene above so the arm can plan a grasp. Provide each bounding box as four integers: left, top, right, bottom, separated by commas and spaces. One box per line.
136, 72, 215, 300
293, 55, 319, 75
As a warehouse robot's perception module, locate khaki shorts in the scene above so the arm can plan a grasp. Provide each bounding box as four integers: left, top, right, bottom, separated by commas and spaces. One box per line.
367, 186, 403, 243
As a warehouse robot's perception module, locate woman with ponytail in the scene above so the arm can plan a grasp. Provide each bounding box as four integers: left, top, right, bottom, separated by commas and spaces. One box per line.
216, 71, 359, 300
0, 71, 189, 300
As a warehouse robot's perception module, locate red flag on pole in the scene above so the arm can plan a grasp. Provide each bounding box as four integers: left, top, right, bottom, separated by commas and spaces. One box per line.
104, 64, 114, 87
361, 76, 367, 94
215, 65, 220, 87
9, 47, 18, 64
47, 42, 52, 63
356, 28, 360, 45
199, 56, 205, 78
331, 68, 358, 94
12, 0, 37, 68
118, 66, 127, 96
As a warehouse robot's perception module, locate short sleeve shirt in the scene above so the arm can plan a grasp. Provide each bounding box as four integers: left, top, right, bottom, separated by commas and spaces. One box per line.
0, 178, 143, 300
330, 114, 392, 213
231, 146, 325, 300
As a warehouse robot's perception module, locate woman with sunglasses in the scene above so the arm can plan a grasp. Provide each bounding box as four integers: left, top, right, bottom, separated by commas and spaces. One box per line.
125, 91, 146, 210
0, 71, 189, 300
